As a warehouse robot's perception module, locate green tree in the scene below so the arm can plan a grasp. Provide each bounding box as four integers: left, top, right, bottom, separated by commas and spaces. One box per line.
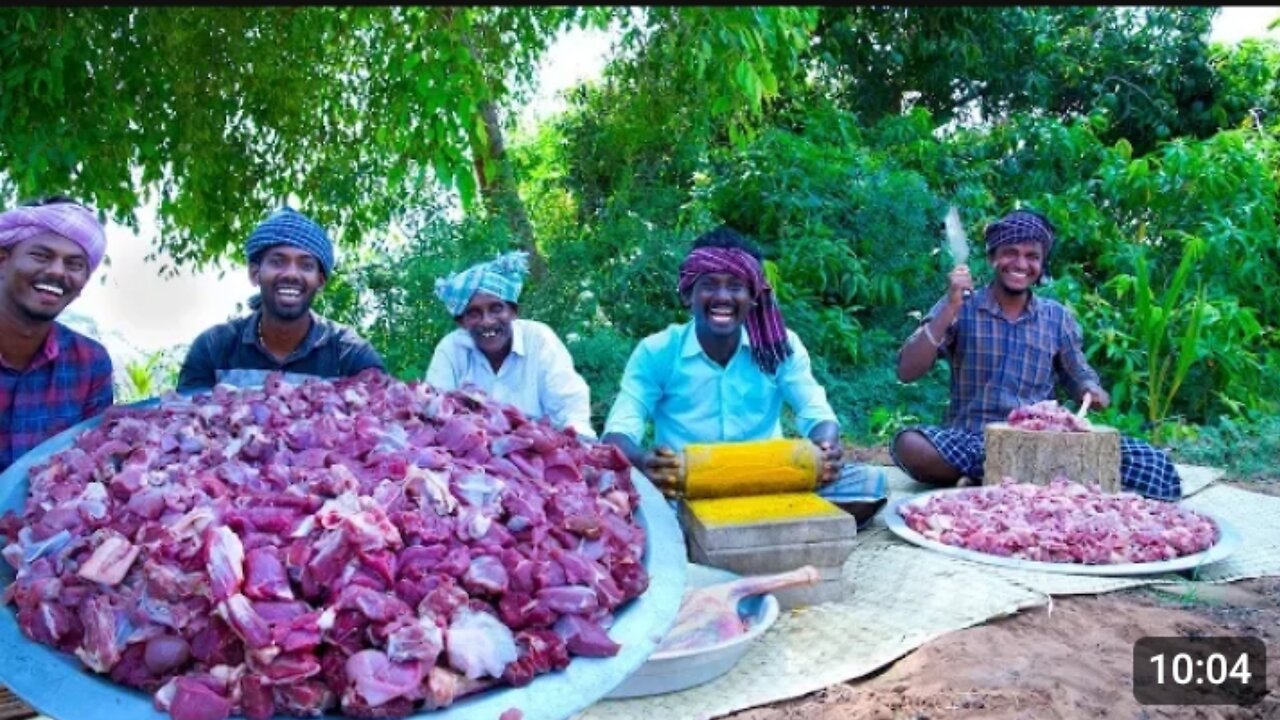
812, 7, 1239, 153
0, 7, 818, 274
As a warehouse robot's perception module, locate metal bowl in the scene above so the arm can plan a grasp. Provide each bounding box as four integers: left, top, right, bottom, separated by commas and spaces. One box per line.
0, 403, 689, 720
604, 564, 780, 699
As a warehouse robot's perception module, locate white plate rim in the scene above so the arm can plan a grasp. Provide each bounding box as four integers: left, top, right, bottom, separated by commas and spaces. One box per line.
883, 487, 1242, 577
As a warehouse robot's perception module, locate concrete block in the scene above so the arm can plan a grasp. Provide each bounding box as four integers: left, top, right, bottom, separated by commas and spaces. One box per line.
687, 534, 857, 575
680, 493, 859, 551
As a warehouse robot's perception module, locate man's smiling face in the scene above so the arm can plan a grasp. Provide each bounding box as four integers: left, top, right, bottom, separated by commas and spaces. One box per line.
686, 271, 753, 339
988, 241, 1044, 295
0, 232, 90, 322
251, 245, 325, 321
458, 290, 517, 358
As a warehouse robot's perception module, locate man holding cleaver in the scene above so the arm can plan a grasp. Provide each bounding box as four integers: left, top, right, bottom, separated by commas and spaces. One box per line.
891, 208, 1181, 500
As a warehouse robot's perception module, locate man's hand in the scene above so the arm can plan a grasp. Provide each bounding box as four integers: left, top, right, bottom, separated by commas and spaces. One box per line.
808, 421, 844, 486
814, 439, 843, 486
948, 265, 974, 308
641, 446, 684, 497
1083, 385, 1111, 410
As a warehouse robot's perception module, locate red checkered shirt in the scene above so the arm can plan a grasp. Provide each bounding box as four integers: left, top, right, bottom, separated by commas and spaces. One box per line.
0, 322, 114, 473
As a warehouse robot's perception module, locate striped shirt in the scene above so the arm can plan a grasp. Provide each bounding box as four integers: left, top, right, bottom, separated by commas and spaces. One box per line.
0, 323, 114, 472
922, 285, 1099, 433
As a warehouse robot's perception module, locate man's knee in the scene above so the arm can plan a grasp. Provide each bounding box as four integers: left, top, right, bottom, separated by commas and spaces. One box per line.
893, 431, 961, 485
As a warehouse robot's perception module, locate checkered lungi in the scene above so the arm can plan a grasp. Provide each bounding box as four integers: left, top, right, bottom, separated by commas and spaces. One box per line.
890, 426, 1182, 501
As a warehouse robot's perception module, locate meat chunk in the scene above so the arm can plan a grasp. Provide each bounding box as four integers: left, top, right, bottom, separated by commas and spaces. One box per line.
77, 533, 140, 586
899, 479, 1218, 564
0, 373, 649, 719
1007, 400, 1092, 432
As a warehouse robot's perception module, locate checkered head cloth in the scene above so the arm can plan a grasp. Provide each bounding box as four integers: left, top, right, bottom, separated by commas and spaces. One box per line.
435, 251, 530, 317
984, 210, 1055, 256
245, 207, 335, 276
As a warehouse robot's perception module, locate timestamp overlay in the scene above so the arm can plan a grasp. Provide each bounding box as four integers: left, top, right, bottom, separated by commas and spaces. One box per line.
1133, 636, 1269, 706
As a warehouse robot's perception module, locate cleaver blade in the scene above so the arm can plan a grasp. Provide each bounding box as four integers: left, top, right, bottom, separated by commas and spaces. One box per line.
944, 205, 972, 300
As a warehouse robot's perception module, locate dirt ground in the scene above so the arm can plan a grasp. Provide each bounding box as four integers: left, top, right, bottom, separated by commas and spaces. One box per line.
725, 472, 1280, 720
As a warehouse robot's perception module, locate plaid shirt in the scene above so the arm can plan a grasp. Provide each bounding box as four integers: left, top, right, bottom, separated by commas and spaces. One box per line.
0, 323, 114, 472
923, 285, 1099, 433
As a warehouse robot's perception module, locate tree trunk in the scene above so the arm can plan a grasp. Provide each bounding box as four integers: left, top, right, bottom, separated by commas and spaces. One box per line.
470, 99, 545, 280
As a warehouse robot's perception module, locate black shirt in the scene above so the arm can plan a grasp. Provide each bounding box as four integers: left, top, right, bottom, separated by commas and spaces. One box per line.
176, 311, 386, 393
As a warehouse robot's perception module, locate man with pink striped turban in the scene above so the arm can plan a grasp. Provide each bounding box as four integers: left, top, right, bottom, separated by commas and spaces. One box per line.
0, 195, 114, 474
603, 226, 863, 505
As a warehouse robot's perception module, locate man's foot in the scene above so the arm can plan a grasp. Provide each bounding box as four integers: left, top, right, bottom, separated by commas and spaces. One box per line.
956, 475, 977, 488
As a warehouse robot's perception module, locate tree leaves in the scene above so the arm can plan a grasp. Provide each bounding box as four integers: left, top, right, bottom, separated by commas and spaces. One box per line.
0, 7, 581, 267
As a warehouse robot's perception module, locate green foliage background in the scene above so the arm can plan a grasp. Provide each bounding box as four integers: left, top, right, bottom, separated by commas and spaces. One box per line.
5, 7, 1280, 457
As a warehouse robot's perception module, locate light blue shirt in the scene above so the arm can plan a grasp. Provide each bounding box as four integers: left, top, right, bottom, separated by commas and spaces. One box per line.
603, 321, 838, 450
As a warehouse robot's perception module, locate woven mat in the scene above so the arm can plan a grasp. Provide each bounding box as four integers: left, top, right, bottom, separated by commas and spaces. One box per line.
0, 689, 34, 720
578, 532, 1047, 720
580, 464, 1280, 720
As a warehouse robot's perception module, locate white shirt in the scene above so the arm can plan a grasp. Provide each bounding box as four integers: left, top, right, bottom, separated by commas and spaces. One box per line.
425, 319, 596, 438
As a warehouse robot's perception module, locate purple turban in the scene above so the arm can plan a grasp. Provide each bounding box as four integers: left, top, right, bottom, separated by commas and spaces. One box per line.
0, 202, 107, 274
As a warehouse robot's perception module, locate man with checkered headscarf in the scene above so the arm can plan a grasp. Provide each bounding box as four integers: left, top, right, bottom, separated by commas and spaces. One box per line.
0, 195, 114, 473
426, 250, 596, 438
177, 206, 385, 392
891, 208, 1182, 500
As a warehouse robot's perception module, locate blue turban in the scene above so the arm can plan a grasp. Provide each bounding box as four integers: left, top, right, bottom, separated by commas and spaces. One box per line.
435, 251, 529, 317
245, 207, 335, 276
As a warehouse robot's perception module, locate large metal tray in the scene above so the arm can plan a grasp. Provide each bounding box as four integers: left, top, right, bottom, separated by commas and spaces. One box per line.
884, 488, 1241, 577
0, 402, 688, 720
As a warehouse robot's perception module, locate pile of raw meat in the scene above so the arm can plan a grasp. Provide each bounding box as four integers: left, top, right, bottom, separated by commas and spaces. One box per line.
1007, 400, 1092, 432
898, 479, 1218, 564
0, 371, 649, 719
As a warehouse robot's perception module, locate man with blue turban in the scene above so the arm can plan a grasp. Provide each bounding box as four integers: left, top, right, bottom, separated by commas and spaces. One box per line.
892, 208, 1181, 500
177, 206, 384, 392
0, 195, 114, 473
426, 250, 595, 438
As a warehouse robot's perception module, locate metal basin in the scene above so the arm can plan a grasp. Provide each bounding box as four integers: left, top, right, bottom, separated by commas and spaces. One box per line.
605, 564, 780, 699
0, 401, 688, 720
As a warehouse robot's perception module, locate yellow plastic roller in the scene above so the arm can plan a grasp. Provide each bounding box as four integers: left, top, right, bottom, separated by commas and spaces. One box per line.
679, 439, 822, 500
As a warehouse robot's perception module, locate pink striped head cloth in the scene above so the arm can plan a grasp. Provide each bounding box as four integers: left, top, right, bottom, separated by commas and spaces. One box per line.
678, 246, 793, 374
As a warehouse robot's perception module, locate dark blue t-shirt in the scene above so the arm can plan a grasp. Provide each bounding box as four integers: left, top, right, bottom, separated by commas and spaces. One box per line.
176, 311, 385, 393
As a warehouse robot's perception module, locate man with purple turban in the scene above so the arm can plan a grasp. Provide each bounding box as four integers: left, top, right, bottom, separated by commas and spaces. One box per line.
176, 206, 384, 392
0, 195, 113, 473
892, 208, 1181, 500
602, 226, 871, 504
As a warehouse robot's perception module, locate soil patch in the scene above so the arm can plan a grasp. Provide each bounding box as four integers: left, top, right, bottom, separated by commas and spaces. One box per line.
727, 577, 1280, 720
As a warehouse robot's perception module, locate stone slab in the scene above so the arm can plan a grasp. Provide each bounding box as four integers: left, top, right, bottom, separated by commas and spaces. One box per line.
680, 493, 860, 551
688, 534, 858, 575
